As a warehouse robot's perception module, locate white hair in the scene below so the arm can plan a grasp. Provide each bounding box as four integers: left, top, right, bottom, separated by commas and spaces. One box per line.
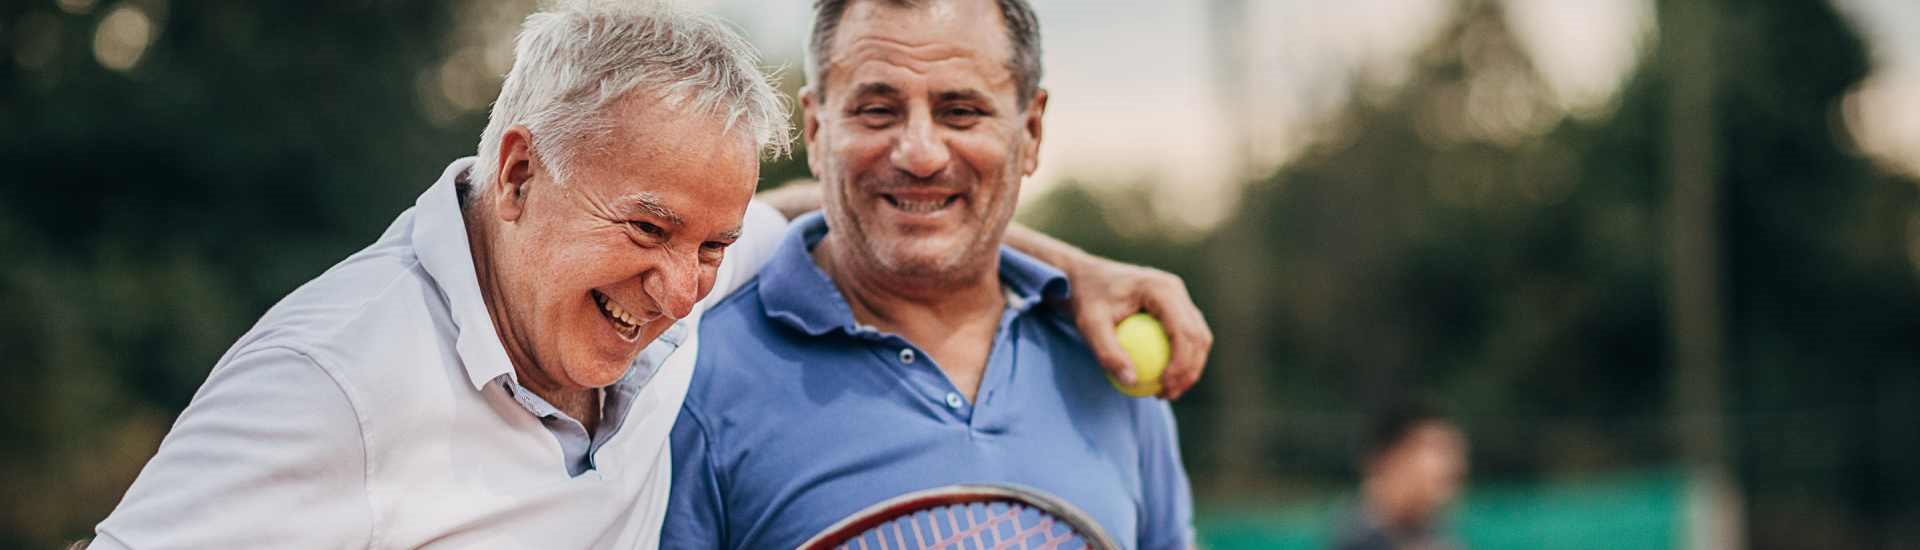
469, 0, 791, 195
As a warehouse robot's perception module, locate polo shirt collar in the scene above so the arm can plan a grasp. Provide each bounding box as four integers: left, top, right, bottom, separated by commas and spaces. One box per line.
411, 157, 520, 390
758, 212, 1071, 336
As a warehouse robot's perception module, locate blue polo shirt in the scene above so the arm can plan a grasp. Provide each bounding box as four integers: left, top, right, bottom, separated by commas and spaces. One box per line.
662, 213, 1195, 549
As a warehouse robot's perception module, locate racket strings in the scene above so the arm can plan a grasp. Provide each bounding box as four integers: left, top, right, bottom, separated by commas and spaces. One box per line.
836, 501, 1087, 550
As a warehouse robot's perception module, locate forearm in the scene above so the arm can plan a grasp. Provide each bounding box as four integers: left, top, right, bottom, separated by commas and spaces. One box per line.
755, 181, 823, 220
1003, 223, 1091, 274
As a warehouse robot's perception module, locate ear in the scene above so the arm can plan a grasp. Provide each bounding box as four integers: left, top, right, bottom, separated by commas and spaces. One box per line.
492, 125, 537, 223
801, 88, 825, 178
1019, 88, 1048, 177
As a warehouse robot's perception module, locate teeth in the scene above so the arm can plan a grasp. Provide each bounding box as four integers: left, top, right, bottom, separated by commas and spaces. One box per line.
892, 197, 950, 213
597, 292, 640, 329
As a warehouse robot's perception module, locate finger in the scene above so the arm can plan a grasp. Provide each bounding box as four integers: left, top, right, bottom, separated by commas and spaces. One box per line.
1141, 282, 1212, 401
1076, 306, 1137, 385
1162, 318, 1212, 401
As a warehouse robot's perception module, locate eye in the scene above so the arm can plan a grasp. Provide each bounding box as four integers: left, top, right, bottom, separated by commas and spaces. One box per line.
940, 106, 985, 127
631, 221, 666, 237
855, 105, 899, 126
699, 241, 730, 262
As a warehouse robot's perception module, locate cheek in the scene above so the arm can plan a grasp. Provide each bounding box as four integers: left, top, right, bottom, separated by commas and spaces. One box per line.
831, 127, 897, 173
554, 233, 646, 288
952, 135, 1018, 183
697, 266, 719, 300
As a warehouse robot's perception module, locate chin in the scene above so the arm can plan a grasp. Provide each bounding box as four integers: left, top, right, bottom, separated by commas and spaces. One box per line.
875, 251, 976, 283
563, 340, 641, 388
567, 360, 632, 389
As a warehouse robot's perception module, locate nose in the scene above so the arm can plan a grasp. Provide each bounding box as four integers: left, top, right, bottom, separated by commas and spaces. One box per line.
643, 253, 700, 320
889, 109, 950, 179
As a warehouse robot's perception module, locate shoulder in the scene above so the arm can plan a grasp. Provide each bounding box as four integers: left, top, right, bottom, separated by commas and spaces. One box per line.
1018, 310, 1130, 405
682, 278, 818, 423
98, 346, 374, 547
196, 345, 363, 421
689, 277, 795, 375
684, 279, 776, 403
699, 275, 771, 332
231, 231, 451, 380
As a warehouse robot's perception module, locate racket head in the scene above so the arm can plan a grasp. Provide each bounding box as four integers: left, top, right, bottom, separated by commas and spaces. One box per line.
798, 483, 1118, 550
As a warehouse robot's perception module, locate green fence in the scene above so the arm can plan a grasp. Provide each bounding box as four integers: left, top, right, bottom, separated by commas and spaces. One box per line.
1198, 470, 1687, 550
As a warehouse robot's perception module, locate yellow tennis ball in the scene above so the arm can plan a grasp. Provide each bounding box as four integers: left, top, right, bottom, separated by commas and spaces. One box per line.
1108, 313, 1170, 397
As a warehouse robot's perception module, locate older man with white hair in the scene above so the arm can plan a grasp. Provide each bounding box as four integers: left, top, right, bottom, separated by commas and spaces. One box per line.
91, 2, 1208, 548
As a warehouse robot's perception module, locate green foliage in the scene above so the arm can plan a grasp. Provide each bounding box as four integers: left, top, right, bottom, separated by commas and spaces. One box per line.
1, 2, 475, 545
1024, 0, 1919, 546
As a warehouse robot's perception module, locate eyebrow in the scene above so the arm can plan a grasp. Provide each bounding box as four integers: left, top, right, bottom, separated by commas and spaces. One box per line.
851, 82, 992, 106
621, 193, 684, 227
620, 192, 742, 241
935, 89, 990, 104
851, 82, 902, 100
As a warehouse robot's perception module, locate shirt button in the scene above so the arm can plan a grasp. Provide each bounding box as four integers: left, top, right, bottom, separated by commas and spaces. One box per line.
945, 392, 964, 409
899, 348, 916, 364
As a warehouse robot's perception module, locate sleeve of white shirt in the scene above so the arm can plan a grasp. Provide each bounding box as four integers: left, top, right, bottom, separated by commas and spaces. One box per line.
93, 346, 372, 549
698, 199, 789, 312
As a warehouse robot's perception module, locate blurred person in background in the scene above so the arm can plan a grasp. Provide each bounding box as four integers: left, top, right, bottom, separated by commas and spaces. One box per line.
87, 2, 1207, 548
1331, 401, 1469, 550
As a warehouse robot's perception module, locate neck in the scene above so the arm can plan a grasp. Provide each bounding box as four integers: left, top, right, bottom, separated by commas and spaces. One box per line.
814, 234, 1006, 400
814, 234, 1005, 331
1361, 478, 1426, 533
463, 205, 599, 430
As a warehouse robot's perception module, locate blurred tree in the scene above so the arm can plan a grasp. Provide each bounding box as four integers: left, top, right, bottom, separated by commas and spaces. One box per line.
1026, 0, 1920, 546
0, 1, 472, 546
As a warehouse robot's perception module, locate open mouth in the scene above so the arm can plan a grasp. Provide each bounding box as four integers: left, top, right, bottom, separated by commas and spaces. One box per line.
881, 192, 962, 214
591, 290, 643, 341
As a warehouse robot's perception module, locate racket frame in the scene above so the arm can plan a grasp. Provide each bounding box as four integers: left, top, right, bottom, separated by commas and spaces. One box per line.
797, 483, 1119, 550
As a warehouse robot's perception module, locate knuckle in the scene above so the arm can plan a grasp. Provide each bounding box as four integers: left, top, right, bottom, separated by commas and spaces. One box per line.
1178, 326, 1213, 345
1153, 270, 1184, 287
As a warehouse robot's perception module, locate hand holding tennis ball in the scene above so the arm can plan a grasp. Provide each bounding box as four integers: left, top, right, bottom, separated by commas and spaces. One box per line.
1107, 313, 1170, 397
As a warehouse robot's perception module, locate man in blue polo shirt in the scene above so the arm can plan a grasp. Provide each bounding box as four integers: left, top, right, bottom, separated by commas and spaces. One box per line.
662, 0, 1195, 548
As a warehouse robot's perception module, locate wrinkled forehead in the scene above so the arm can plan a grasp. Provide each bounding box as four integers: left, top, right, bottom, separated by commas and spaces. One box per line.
821, 1, 1017, 100
569, 95, 760, 209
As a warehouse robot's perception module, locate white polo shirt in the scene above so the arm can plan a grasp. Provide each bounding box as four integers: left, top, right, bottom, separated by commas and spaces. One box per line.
93, 158, 787, 549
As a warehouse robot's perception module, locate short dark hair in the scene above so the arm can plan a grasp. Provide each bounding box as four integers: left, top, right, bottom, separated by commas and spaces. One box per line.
1360, 399, 1453, 465
806, 0, 1044, 108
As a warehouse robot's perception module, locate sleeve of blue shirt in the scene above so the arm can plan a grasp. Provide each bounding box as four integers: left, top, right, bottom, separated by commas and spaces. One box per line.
1136, 399, 1198, 550
663, 403, 728, 549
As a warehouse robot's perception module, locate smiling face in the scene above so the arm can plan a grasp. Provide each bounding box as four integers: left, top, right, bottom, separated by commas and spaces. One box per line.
479, 94, 758, 392
804, 0, 1047, 286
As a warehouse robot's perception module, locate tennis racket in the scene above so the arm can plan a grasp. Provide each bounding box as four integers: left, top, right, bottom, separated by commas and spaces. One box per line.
798, 483, 1118, 550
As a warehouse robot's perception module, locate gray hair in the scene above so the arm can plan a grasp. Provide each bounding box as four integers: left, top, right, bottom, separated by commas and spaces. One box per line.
804, 0, 1043, 108
470, 0, 791, 193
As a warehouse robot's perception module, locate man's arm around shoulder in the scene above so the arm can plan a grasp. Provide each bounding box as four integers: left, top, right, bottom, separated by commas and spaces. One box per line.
93, 347, 372, 548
